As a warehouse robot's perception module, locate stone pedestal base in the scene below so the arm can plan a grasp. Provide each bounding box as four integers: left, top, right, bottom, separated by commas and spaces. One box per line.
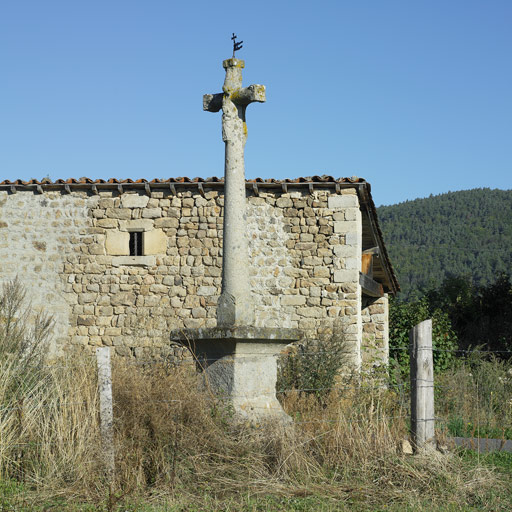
171, 326, 301, 423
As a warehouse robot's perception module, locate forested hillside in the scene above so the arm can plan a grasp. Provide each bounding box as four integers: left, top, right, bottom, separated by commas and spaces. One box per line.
377, 188, 512, 300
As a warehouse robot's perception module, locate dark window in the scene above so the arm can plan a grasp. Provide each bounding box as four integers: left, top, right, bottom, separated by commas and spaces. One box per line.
129, 231, 143, 256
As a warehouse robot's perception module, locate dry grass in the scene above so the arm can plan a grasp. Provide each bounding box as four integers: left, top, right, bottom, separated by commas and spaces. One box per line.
0, 279, 100, 498
0, 357, 102, 500
1, 357, 510, 510
0, 280, 510, 510
112, 361, 318, 499
436, 353, 512, 439
107, 363, 508, 509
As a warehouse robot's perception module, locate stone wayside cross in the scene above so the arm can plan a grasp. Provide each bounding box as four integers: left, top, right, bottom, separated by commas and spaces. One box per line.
172, 52, 300, 424
203, 58, 265, 327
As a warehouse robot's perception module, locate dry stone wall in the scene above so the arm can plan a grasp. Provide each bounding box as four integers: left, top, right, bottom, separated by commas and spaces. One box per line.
0, 185, 386, 365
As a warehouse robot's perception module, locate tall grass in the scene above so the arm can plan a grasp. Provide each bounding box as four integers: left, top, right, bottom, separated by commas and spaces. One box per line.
111, 363, 506, 509
0, 279, 101, 498
436, 352, 512, 439
0, 279, 510, 509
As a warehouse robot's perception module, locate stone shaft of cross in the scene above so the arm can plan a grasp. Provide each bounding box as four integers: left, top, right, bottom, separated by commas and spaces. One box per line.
203, 58, 266, 327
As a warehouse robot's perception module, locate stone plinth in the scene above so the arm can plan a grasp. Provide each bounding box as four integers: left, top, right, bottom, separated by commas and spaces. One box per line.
172, 327, 300, 423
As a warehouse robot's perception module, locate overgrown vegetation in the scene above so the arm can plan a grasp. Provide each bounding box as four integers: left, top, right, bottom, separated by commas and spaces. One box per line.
426, 273, 512, 353
389, 296, 457, 380
436, 353, 512, 440
389, 274, 512, 364
0, 279, 101, 492
0, 278, 53, 405
1, 279, 511, 510
277, 326, 354, 403
388, 273, 512, 442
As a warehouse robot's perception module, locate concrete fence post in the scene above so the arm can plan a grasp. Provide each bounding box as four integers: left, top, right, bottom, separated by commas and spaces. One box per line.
96, 347, 115, 478
410, 319, 436, 451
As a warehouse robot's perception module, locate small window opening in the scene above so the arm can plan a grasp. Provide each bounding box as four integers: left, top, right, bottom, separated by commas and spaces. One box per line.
129, 231, 143, 256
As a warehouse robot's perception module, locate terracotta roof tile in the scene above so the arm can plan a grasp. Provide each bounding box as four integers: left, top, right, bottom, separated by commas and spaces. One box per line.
0, 175, 366, 186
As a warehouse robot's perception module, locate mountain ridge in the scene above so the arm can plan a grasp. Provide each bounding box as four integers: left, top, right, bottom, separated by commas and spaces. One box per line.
377, 188, 512, 300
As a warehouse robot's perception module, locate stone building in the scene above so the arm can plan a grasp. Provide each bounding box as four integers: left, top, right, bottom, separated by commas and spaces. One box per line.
0, 175, 399, 367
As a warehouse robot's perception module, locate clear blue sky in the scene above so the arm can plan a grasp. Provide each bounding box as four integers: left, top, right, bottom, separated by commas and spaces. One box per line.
1, 1, 510, 206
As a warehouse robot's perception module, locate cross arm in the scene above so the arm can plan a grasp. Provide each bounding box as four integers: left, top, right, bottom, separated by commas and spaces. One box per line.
231, 84, 266, 105
203, 84, 266, 113
203, 93, 223, 112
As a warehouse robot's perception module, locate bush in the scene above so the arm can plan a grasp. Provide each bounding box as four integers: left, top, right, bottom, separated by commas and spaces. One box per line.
0, 278, 53, 403
389, 296, 458, 381
277, 326, 353, 404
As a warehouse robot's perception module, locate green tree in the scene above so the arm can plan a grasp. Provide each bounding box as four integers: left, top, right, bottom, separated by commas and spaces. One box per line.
389, 296, 457, 379
378, 188, 512, 300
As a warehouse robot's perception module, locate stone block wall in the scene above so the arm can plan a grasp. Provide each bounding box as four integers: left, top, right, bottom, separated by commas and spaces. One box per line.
361, 294, 389, 370
0, 185, 387, 365
0, 190, 89, 355
328, 193, 363, 369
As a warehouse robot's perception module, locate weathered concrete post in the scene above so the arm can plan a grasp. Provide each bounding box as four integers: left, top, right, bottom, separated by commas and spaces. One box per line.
410, 319, 436, 451
172, 46, 300, 423
96, 346, 115, 478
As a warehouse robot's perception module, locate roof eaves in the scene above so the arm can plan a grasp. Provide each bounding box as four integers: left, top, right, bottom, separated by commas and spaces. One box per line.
356, 182, 400, 294
0, 175, 367, 187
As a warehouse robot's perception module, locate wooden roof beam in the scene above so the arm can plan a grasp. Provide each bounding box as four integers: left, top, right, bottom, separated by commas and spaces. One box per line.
360, 272, 384, 298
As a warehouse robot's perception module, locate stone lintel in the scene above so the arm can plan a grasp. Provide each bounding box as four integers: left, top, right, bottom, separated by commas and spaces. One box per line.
111, 256, 156, 267
119, 219, 154, 232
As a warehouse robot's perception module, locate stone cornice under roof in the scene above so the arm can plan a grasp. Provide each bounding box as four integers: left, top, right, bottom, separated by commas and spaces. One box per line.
0, 175, 399, 294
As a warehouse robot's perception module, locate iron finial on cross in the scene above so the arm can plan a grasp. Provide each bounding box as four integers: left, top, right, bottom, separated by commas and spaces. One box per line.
232, 33, 243, 58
